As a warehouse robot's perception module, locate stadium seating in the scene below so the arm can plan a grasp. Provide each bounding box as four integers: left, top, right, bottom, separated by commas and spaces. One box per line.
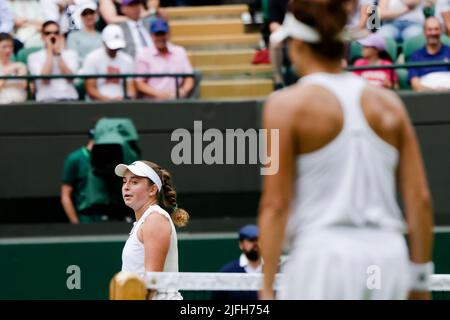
16, 46, 42, 64
396, 68, 411, 90
166, 4, 273, 99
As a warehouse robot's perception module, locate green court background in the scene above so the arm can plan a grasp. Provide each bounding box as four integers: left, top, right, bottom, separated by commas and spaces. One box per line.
0, 231, 449, 300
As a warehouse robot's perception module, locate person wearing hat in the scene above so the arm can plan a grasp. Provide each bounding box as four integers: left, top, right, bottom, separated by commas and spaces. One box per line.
81, 24, 135, 101
352, 32, 399, 89
67, 0, 103, 65
135, 18, 194, 100
211, 224, 263, 300
116, 160, 189, 299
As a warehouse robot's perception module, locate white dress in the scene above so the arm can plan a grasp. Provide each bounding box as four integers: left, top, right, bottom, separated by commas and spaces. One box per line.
122, 204, 182, 300
278, 73, 410, 300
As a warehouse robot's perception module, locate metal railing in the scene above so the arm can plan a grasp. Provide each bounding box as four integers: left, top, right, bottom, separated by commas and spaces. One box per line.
346, 60, 450, 72
0, 72, 202, 101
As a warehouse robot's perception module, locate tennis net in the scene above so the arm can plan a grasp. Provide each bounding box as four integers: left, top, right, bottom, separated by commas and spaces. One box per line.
110, 272, 450, 300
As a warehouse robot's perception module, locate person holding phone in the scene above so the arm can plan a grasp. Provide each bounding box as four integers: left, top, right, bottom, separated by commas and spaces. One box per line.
27, 20, 79, 102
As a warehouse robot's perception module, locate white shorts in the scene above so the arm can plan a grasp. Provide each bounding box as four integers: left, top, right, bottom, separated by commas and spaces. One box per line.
278, 227, 410, 300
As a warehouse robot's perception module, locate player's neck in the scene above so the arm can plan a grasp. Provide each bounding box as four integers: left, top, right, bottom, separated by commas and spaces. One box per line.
135, 200, 158, 221
300, 58, 343, 77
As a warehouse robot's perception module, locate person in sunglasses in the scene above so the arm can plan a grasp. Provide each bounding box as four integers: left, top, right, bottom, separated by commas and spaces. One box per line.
67, 1, 102, 65
27, 20, 79, 102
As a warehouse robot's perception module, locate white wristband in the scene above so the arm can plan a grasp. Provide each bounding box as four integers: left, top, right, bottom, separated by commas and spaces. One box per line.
409, 262, 434, 291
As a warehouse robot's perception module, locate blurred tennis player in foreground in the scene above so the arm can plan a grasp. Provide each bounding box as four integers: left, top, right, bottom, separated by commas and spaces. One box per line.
258, 0, 434, 300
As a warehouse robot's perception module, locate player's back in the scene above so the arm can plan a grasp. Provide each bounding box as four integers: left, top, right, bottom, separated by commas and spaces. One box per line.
281, 72, 407, 244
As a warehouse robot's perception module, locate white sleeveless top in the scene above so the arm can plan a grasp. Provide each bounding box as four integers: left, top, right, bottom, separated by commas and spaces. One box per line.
285, 72, 406, 248
122, 204, 181, 299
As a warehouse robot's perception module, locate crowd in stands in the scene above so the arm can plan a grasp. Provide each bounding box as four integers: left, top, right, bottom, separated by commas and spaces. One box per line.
267, 0, 450, 91
0, 0, 194, 103
0, 0, 450, 104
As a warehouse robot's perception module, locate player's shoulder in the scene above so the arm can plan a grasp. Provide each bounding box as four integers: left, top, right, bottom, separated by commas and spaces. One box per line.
362, 84, 407, 116
264, 82, 328, 121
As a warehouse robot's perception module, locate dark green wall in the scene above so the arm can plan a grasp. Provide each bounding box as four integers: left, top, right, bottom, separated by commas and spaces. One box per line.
0, 237, 241, 300
0, 231, 449, 300
1, 94, 450, 224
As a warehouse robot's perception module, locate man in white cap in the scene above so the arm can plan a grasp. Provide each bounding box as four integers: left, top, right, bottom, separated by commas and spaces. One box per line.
81, 24, 136, 101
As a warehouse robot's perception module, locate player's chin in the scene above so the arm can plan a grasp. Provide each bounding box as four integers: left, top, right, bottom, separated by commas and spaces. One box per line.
123, 196, 133, 206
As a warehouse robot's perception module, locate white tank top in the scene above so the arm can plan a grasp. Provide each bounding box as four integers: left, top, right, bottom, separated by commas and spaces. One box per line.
285, 72, 406, 247
122, 204, 179, 278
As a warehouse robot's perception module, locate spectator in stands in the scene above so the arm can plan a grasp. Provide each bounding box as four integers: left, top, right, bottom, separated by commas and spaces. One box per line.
0, 0, 14, 35
67, 1, 103, 64
435, 0, 450, 35
118, 0, 153, 58
268, 0, 289, 90
211, 224, 263, 300
377, 0, 425, 43
409, 16, 450, 91
98, 0, 162, 32
0, 33, 27, 103
345, 0, 372, 40
352, 32, 399, 89
0, 0, 24, 54
61, 128, 102, 224
81, 24, 135, 101
7, 0, 44, 49
40, 0, 77, 35
135, 18, 194, 99
28, 20, 79, 102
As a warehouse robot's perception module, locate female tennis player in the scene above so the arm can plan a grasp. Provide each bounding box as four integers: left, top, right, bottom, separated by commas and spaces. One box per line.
115, 160, 189, 300
258, 0, 433, 300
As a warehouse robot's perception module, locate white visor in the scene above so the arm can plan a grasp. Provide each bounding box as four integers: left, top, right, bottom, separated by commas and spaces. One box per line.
115, 161, 162, 192
270, 13, 321, 44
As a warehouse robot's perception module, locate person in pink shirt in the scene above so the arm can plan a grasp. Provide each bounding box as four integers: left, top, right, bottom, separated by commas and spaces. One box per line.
135, 18, 194, 100
352, 32, 399, 89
